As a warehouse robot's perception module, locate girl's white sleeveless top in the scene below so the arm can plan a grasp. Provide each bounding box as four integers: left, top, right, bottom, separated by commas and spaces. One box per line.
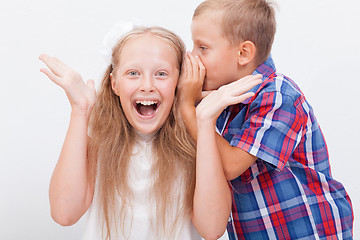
82, 136, 201, 240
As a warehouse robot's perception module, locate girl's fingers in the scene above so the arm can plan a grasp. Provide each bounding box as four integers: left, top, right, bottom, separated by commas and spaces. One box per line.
218, 92, 255, 109
39, 54, 66, 77
240, 74, 262, 82
254, 74, 263, 79
40, 68, 63, 87
226, 76, 262, 96
231, 74, 262, 87
201, 90, 212, 99
234, 79, 262, 91
217, 75, 262, 106
86, 79, 95, 88
86, 79, 96, 103
86, 79, 96, 92
230, 92, 255, 105
229, 84, 257, 98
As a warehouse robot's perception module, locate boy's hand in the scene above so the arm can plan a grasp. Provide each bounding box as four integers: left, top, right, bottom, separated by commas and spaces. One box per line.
196, 74, 263, 124
178, 52, 206, 106
39, 54, 96, 116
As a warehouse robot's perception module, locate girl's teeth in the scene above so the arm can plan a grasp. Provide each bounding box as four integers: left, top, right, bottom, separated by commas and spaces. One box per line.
135, 100, 158, 106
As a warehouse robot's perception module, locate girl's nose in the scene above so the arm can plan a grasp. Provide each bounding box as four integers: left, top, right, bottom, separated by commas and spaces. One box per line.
140, 75, 155, 92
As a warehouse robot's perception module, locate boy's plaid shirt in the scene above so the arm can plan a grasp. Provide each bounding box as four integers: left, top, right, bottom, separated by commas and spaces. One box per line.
217, 56, 353, 239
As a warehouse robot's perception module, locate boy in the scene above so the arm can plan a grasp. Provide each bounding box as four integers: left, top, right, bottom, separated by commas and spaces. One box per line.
178, 0, 354, 239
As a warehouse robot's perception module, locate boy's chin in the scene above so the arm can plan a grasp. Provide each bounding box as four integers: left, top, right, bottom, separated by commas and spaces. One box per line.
202, 80, 212, 91
202, 82, 219, 91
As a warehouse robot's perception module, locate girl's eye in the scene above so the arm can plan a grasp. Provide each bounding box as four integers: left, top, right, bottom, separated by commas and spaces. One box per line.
156, 71, 168, 77
200, 46, 207, 51
127, 71, 139, 77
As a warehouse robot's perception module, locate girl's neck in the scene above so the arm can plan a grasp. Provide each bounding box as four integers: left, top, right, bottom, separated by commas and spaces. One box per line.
135, 130, 156, 143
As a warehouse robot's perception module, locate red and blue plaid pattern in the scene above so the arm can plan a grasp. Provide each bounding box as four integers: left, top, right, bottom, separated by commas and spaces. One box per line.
217, 56, 353, 239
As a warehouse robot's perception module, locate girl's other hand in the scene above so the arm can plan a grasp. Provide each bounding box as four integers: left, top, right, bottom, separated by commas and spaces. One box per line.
196, 74, 263, 124
39, 54, 96, 116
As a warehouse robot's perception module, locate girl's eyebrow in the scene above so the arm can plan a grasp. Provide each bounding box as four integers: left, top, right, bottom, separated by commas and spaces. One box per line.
119, 62, 175, 73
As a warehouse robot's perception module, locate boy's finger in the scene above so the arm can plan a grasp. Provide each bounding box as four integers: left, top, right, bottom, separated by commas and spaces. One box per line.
185, 53, 194, 77
187, 52, 199, 75
184, 54, 192, 78
195, 55, 205, 68
195, 55, 206, 81
180, 60, 187, 78
181, 56, 187, 73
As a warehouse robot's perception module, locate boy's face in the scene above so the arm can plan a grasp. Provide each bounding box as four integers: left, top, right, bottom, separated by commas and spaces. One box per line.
191, 14, 240, 91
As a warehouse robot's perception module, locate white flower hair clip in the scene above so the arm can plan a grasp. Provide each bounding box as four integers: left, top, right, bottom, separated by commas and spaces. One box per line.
98, 19, 143, 66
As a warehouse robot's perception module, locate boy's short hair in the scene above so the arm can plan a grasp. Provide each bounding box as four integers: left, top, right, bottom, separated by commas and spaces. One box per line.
193, 0, 276, 65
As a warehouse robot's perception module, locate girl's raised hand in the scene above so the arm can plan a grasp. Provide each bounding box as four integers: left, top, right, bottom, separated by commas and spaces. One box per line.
196, 74, 263, 124
39, 54, 96, 115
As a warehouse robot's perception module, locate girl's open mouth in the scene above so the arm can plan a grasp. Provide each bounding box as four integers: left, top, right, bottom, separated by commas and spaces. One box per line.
134, 100, 159, 116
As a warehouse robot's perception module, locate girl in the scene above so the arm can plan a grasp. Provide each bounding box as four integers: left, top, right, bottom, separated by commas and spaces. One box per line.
40, 26, 258, 240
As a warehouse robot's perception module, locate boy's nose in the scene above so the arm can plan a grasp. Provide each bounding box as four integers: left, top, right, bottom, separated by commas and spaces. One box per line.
140, 75, 155, 92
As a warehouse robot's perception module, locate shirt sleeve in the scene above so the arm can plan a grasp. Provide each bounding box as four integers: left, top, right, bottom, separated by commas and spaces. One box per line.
228, 88, 307, 181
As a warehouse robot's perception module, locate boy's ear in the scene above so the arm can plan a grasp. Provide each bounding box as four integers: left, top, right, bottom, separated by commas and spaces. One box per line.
110, 73, 119, 95
237, 41, 256, 65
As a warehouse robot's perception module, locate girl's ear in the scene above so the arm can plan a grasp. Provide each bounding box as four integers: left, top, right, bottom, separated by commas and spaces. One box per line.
110, 73, 119, 96
237, 41, 256, 66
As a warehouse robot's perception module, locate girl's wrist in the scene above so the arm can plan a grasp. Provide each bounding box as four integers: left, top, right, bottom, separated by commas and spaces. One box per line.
70, 107, 92, 120
196, 107, 216, 124
196, 114, 216, 128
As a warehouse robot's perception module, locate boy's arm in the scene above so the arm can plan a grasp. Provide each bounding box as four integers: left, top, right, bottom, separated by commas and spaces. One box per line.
216, 134, 258, 180
40, 54, 96, 225
181, 103, 256, 180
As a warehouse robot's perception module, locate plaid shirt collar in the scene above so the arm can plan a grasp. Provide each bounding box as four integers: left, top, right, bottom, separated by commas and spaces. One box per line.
242, 55, 276, 104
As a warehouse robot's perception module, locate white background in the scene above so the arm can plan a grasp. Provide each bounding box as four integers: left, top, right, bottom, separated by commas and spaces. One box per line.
0, 0, 359, 239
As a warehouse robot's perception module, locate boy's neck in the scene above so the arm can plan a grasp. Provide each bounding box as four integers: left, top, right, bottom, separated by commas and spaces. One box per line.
236, 61, 258, 80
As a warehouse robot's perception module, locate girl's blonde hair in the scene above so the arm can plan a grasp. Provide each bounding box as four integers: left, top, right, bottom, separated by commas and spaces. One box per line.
194, 0, 276, 66
87, 27, 196, 239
